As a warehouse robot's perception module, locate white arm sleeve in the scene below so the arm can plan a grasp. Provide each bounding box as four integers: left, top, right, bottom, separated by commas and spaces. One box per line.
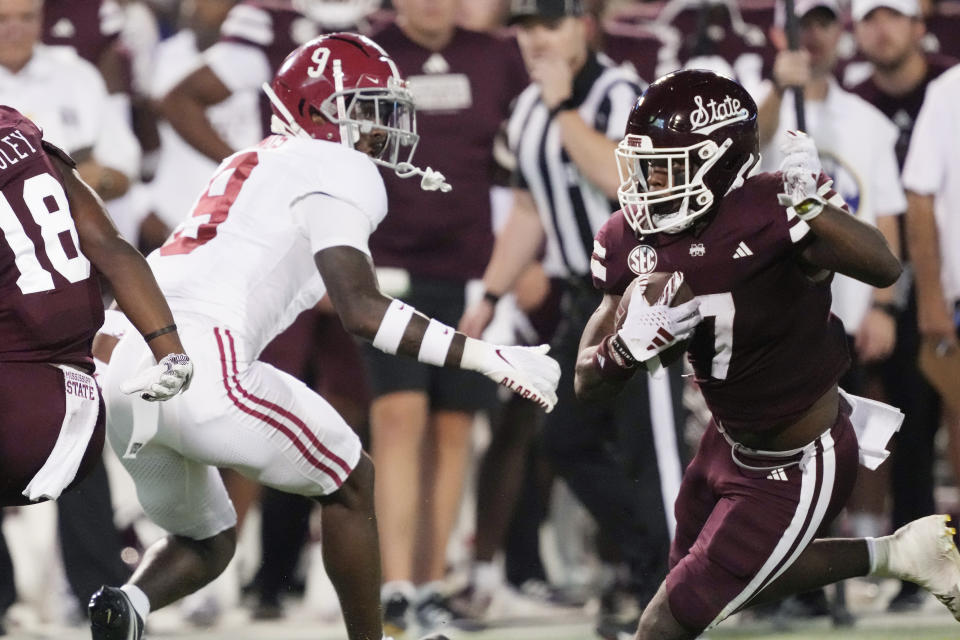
204, 41, 272, 94
291, 193, 374, 256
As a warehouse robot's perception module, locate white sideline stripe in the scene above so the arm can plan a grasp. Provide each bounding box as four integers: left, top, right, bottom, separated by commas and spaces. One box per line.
648, 374, 682, 538
708, 432, 835, 629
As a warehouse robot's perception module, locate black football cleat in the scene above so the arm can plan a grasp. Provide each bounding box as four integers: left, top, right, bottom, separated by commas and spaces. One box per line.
89, 585, 144, 640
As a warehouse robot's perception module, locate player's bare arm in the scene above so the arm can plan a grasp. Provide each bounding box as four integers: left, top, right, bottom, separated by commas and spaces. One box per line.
778, 130, 901, 287
573, 293, 629, 401
56, 154, 186, 363
797, 203, 901, 288
316, 244, 561, 412
161, 65, 235, 163
906, 190, 956, 347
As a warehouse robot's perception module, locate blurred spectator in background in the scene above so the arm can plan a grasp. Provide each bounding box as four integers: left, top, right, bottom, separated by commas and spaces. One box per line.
601, 0, 775, 94
457, 0, 508, 32
364, 0, 527, 634
143, 0, 246, 254
901, 59, 960, 582
0, 0, 140, 201
848, 0, 956, 611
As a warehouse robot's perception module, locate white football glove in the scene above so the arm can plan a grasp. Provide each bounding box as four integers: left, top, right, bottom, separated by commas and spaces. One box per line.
120, 353, 194, 401
461, 338, 561, 412
777, 130, 827, 221
617, 272, 701, 363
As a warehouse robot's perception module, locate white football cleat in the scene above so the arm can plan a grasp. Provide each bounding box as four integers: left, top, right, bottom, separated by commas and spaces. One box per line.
880, 514, 960, 620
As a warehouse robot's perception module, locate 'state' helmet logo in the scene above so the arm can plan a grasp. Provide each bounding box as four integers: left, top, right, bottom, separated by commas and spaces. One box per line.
690, 95, 750, 135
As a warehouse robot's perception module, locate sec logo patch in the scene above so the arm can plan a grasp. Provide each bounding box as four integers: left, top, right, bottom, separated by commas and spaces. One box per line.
628, 245, 657, 275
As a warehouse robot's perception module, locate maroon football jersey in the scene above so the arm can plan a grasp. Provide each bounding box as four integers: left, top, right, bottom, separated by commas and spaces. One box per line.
219, 0, 321, 134
368, 23, 528, 280
604, 0, 775, 88
42, 0, 123, 65
0, 107, 104, 373
602, 25, 672, 86
592, 172, 850, 434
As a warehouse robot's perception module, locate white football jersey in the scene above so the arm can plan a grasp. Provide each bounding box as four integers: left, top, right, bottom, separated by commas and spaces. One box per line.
148, 136, 387, 357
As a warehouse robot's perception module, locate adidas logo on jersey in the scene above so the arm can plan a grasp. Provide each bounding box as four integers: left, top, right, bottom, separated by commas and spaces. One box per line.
767, 468, 788, 481
732, 241, 754, 259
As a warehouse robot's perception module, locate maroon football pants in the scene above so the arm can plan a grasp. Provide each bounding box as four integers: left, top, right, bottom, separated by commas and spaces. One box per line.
665, 405, 858, 631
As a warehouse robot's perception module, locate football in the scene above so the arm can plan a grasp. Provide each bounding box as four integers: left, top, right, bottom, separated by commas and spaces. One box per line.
615, 271, 695, 367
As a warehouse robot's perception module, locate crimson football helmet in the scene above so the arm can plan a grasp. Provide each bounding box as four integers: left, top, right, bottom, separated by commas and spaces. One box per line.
264, 33, 418, 172
616, 69, 760, 235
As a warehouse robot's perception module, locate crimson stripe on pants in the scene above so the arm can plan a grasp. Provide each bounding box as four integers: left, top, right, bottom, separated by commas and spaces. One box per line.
222, 329, 352, 476
214, 328, 345, 487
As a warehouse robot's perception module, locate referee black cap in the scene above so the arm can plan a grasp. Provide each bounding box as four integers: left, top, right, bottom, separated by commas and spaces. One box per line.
508, 0, 585, 25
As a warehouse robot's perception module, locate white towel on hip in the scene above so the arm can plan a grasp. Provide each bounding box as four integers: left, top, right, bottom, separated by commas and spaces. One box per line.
840, 388, 904, 471
22, 365, 101, 501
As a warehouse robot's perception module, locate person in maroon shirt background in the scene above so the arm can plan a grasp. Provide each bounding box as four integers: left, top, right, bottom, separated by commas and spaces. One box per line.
575, 69, 960, 639
364, 0, 527, 633
849, 0, 957, 612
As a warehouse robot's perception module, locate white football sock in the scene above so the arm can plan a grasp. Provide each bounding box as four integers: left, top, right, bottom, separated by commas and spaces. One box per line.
121, 584, 151, 621
380, 580, 416, 603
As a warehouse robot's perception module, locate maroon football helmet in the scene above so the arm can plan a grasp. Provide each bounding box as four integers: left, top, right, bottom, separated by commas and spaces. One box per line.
616, 69, 760, 235
264, 32, 418, 171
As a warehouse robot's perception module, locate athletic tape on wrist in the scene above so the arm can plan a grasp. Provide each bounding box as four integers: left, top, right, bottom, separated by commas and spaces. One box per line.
418, 318, 456, 366
372, 299, 415, 355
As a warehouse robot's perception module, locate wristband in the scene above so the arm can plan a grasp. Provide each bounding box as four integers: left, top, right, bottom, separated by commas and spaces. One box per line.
418, 318, 456, 366
872, 302, 900, 318
549, 96, 578, 118
793, 195, 826, 221
372, 299, 415, 355
142, 324, 177, 343
594, 334, 638, 381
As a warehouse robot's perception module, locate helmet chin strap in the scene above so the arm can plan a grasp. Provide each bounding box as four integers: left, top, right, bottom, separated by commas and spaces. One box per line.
332, 59, 357, 147
393, 162, 452, 192
261, 82, 450, 193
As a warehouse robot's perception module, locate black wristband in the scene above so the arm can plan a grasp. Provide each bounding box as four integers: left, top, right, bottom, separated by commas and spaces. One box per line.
595, 334, 638, 381
608, 334, 639, 368
482, 290, 501, 305
872, 302, 900, 318
142, 324, 177, 342
549, 96, 578, 118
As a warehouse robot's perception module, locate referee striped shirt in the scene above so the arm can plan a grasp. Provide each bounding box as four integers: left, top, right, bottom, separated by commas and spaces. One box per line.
507, 53, 643, 279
